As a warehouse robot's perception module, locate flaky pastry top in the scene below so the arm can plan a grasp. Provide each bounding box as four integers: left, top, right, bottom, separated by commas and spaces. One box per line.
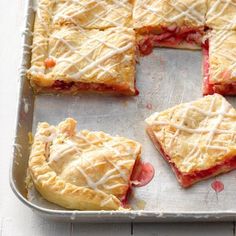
146, 94, 236, 173
208, 30, 236, 84
29, 118, 141, 210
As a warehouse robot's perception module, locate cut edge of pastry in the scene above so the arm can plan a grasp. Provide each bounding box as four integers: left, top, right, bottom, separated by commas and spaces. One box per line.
136, 26, 204, 55
28, 118, 142, 210
52, 0, 134, 30
28, 79, 138, 96
29, 0, 54, 79
146, 125, 236, 187
202, 31, 236, 96
145, 94, 236, 187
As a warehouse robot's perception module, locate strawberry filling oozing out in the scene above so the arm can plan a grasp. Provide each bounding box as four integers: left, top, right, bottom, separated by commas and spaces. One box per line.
147, 127, 236, 187
51, 80, 139, 95
203, 41, 236, 96
121, 159, 155, 208
139, 26, 203, 55
131, 159, 155, 187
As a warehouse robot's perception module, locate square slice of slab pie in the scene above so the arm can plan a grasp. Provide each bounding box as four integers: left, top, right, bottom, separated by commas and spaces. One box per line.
203, 30, 236, 95
27, 25, 137, 95
52, 0, 133, 29
145, 94, 236, 187
133, 0, 207, 54
35, 0, 133, 30
206, 0, 236, 30
28, 118, 141, 210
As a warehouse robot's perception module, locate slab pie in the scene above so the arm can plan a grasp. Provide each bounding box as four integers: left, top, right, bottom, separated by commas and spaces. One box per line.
203, 30, 236, 95
28, 118, 142, 210
133, 0, 207, 54
27, 24, 137, 95
206, 0, 236, 30
145, 94, 236, 187
37, 0, 133, 29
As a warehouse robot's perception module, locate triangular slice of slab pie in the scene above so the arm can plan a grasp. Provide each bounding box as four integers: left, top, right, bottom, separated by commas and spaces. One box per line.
145, 94, 236, 187
28, 118, 141, 210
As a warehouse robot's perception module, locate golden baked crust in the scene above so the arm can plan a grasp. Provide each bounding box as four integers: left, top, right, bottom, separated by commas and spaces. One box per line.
145, 94, 236, 174
27, 25, 136, 95
133, 0, 207, 32
28, 118, 141, 210
206, 0, 236, 30
29, 0, 53, 74
52, 0, 133, 29
208, 30, 236, 84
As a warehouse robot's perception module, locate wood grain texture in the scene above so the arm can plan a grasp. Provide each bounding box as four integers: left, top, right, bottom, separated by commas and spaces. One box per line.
133, 223, 234, 236
71, 223, 131, 236
0, 0, 69, 235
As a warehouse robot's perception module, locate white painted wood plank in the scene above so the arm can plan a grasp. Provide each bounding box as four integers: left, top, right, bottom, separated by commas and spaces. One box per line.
0, 215, 70, 236
0, 1, 71, 236
71, 223, 131, 236
133, 223, 234, 236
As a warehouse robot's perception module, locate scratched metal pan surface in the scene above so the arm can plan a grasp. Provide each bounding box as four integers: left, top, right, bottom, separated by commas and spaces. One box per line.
10, 0, 236, 222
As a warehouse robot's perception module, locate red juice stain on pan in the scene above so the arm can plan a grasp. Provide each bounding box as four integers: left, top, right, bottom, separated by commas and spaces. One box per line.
211, 180, 224, 193
131, 159, 155, 187
146, 103, 153, 110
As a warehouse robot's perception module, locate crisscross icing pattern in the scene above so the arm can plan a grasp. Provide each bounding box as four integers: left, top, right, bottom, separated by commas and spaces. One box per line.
133, 0, 206, 28
27, 0, 136, 95
29, 0, 53, 69
207, 0, 236, 30
35, 118, 141, 200
146, 94, 236, 173
209, 30, 236, 84
47, 26, 134, 83
53, 0, 132, 29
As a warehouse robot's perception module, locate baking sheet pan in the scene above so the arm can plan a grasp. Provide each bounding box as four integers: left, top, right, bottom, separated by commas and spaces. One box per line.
10, 0, 236, 222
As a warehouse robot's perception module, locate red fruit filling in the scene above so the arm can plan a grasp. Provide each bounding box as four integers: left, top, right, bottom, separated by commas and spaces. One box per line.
120, 158, 154, 208
147, 127, 236, 188
139, 26, 203, 56
131, 159, 155, 187
51, 80, 139, 95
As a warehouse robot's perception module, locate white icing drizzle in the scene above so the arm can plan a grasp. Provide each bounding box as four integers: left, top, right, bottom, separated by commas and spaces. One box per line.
50, 32, 117, 79
147, 95, 236, 172
49, 142, 81, 163
53, 0, 131, 28
168, 104, 191, 148
37, 122, 140, 201
207, 0, 236, 30
181, 95, 217, 168
152, 121, 236, 135
134, 0, 205, 26
209, 30, 236, 82
29, 0, 134, 83
100, 196, 115, 207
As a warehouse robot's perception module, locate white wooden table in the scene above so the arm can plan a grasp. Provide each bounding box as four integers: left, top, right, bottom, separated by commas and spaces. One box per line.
0, 1, 235, 235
